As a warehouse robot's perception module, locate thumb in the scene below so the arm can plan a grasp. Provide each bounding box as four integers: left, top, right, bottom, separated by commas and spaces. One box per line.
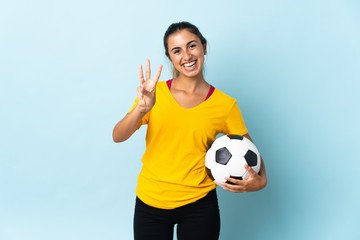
137, 86, 144, 99
245, 165, 257, 177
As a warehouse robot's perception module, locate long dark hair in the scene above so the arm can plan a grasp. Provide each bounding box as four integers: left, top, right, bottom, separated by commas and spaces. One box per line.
163, 21, 207, 78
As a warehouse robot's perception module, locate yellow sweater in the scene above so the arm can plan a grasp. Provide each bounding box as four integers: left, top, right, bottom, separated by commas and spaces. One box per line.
129, 81, 248, 209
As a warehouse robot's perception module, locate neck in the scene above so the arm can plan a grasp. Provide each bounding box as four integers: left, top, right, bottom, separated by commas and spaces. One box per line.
173, 74, 208, 94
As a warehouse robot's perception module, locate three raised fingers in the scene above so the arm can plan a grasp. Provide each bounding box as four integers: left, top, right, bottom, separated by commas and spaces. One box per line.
138, 59, 162, 85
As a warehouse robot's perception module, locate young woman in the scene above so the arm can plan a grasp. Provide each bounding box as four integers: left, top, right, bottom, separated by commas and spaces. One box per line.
113, 21, 267, 240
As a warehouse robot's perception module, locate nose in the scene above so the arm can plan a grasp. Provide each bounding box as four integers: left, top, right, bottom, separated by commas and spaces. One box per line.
183, 49, 192, 61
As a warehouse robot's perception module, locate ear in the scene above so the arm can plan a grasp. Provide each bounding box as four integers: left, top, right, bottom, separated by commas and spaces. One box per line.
167, 55, 173, 63
203, 42, 207, 55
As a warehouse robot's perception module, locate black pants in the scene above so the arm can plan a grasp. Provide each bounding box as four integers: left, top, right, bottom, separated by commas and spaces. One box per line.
134, 189, 220, 240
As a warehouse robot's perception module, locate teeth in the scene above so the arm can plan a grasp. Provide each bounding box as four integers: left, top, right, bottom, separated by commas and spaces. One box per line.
183, 61, 196, 67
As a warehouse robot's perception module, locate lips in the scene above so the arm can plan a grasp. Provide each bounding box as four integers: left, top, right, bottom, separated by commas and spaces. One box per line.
182, 60, 197, 71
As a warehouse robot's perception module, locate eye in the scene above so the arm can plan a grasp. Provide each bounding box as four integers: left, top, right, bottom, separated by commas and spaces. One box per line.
189, 44, 196, 49
174, 49, 180, 54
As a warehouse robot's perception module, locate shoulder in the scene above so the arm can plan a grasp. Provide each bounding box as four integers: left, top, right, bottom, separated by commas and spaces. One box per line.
157, 80, 167, 88
156, 80, 169, 91
212, 87, 237, 105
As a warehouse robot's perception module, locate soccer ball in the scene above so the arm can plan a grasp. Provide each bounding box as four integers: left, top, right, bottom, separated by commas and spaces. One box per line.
205, 134, 261, 186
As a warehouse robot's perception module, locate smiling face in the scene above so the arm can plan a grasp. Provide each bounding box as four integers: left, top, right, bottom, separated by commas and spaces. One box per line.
166, 29, 207, 79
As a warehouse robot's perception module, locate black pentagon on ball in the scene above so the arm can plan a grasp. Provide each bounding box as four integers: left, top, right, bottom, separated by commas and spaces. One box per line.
227, 134, 244, 140
244, 149, 258, 167
215, 147, 232, 165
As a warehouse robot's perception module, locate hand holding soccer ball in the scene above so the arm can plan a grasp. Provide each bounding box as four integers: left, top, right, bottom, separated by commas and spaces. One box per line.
222, 164, 265, 193
205, 134, 266, 193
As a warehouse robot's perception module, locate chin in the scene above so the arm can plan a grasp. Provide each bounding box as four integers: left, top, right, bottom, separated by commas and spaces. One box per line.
180, 67, 203, 78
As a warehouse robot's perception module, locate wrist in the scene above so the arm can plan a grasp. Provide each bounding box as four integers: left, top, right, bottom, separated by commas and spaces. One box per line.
134, 104, 149, 115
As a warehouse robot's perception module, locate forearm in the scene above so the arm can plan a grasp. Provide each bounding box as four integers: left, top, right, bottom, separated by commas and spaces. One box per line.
112, 105, 147, 143
258, 157, 267, 189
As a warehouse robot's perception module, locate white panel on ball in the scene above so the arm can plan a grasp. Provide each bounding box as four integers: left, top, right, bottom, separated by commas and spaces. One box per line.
226, 139, 249, 156
204, 147, 216, 169
209, 135, 230, 150
210, 164, 230, 185
226, 156, 247, 177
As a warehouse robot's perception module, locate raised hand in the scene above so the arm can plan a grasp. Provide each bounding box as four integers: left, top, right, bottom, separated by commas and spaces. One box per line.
137, 59, 163, 113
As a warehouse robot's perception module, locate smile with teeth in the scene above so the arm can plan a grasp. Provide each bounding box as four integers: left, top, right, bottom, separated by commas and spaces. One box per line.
182, 60, 197, 71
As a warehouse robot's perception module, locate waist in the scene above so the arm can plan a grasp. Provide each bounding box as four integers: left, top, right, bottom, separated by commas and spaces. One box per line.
136, 189, 218, 210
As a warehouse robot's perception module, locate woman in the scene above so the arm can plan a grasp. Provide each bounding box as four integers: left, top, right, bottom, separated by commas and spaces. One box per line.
113, 21, 267, 240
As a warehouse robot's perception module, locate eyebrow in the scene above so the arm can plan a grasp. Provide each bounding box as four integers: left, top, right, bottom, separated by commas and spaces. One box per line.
170, 40, 198, 53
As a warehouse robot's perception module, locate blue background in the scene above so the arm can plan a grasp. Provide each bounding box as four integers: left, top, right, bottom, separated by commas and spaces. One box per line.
1, 0, 359, 239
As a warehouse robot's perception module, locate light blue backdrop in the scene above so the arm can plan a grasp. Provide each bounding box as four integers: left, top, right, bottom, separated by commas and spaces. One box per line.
1, 0, 359, 239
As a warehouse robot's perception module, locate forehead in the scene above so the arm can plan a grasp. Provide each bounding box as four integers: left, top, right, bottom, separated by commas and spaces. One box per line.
167, 29, 200, 48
